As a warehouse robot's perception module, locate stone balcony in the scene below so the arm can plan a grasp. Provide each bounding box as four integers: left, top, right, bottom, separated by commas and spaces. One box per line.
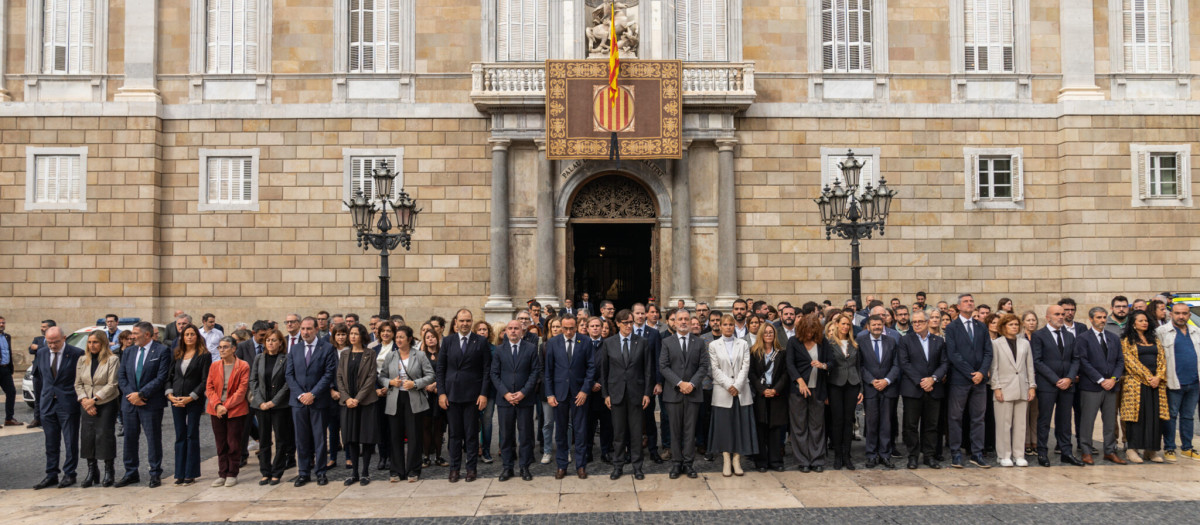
469, 61, 756, 113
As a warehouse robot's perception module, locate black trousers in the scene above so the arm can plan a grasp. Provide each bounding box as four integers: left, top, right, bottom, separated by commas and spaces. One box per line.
80, 400, 118, 461
375, 400, 391, 460
497, 402, 535, 470
587, 391, 613, 458
828, 384, 859, 458
1037, 388, 1075, 457
257, 408, 294, 478
446, 401, 480, 472
754, 422, 786, 468
948, 382, 987, 457
387, 393, 424, 478
239, 408, 260, 462
0, 363, 16, 420
325, 405, 341, 463
611, 400, 644, 469
904, 393, 941, 459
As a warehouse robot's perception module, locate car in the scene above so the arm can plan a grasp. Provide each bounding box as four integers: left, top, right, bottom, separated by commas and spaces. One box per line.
22, 318, 165, 409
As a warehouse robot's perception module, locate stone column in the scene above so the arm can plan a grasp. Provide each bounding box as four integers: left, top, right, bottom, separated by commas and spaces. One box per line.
483, 138, 515, 322
1057, 0, 1103, 101
533, 139, 559, 308
669, 140, 694, 307
0, 0, 10, 101
714, 138, 738, 309
114, 0, 162, 102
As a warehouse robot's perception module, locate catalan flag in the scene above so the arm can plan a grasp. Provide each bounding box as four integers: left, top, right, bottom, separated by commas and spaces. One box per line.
607, 0, 620, 162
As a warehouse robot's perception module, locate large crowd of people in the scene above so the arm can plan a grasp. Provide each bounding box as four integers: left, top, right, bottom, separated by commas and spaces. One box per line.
6, 290, 1200, 490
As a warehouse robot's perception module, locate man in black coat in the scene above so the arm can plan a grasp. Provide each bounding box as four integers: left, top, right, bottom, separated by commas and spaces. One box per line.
31, 327, 84, 488
600, 309, 653, 481
632, 303, 666, 464
1031, 304, 1083, 467
944, 293, 993, 469
1075, 306, 1124, 465
897, 310, 949, 469
857, 315, 900, 468
435, 309, 491, 483
491, 321, 542, 481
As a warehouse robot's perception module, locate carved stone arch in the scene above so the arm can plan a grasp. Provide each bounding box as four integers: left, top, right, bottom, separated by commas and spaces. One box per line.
570, 176, 657, 219
555, 160, 672, 220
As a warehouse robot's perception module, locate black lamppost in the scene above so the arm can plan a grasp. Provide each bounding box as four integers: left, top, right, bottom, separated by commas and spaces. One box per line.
814, 150, 896, 307
344, 161, 421, 318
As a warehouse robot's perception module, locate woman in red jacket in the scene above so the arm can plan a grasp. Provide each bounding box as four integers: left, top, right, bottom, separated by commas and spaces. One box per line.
206, 336, 250, 487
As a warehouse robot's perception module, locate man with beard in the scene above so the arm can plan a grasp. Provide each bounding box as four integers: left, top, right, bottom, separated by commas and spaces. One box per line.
732, 300, 750, 338
915, 292, 928, 312
775, 305, 798, 341
1104, 296, 1130, 337
893, 306, 911, 336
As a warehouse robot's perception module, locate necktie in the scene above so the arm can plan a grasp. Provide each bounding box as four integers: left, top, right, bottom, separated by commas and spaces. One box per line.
462, 337, 468, 352
305, 343, 313, 366
874, 339, 882, 362
135, 347, 146, 383
622, 338, 630, 359
290, 336, 297, 350
566, 339, 573, 361
681, 336, 687, 354
1055, 330, 1064, 354
51, 351, 59, 379
512, 344, 518, 357
637, 327, 643, 337
256, 344, 263, 354
966, 320, 974, 342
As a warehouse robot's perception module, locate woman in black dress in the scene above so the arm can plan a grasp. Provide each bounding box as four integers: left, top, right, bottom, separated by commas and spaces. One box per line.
420, 324, 449, 468
337, 324, 380, 485
1120, 310, 1168, 464
748, 323, 789, 472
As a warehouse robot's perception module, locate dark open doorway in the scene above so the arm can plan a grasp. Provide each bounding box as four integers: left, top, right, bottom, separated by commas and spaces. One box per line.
572, 223, 653, 312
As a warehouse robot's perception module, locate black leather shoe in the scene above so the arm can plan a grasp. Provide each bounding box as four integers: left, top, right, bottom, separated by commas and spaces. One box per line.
845, 460, 856, 471
800, 466, 811, 473
650, 455, 664, 464
924, 457, 941, 470
448, 470, 460, 483
668, 465, 680, 479
609, 466, 622, 480
465, 471, 477, 482
969, 455, 991, 469
601, 453, 613, 464
294, 476, 310, 487
114, 474, 140, 488
813, 465, 824, 473
879, 457, 895, 469
865, 457, 878, 468
633, 469, 645, 480
316, 475, 328, 486
908, 457, 919, 469
344, 476, 359, 486
148, 476, 162, 488
686, 466, 698, 478
520, 468, 533, 481
27, 419, 41, 429
58, 475, 76, 489
1061, 454, 1085, 467
33, 476, 58, 490
498, 469, 514, 482
1037, 455, 1051, 467
704, 453, 714, 462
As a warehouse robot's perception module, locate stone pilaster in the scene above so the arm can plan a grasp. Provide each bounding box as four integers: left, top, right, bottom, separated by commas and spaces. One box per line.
533, 139, 558, 308
714, 138, 738, 309
0, 0, 10, 101
1057, 0, 1103, 101
114, 0, 162, 102
483, 138, 515, 322
669, 140, 694, 307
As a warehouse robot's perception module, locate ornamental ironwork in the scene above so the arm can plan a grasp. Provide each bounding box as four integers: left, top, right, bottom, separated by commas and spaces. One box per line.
570, 176, 657, 219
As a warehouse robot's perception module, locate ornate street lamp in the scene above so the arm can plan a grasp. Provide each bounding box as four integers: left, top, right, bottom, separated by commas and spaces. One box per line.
814, 150, 898, 307
344, 161, 421, 318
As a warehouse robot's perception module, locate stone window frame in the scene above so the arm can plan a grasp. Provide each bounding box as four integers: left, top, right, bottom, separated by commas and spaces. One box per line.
341, 148, 405, 211
188, 0, 273, 103
1106, 0, 1190, 100
806, 0, 889, 102
24, 146, 88, 212
1130, 144, 1192, 208
23, 0, 110, 102
948, 0, 1032, 102
820, 147, 881, 196
963, 147, 1024, 211
198, 148, 260, 212
331, 0, 416, 102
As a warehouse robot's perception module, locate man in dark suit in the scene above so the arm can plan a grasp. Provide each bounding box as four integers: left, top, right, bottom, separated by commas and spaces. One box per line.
235, 321, 271, 465
578, 293, 593, 319
1075, 306, 1125, 465
584, 316, 613, 464
659, 308, 709, 479
601, 309, 653, 480
857, 315, 900, 469
163, 310, 184, 349
26, 319, 55, 428
1031, 304, 1084, 466
31, 326, 83, 489
944, 293, 993, 469
544, 316, 594, 479
632, 303, 666, 463
491, 320, 542, 482
561, 299, 577, 319
436, 308, 491, 483
284, 317, 338, 486
116, 321, 173, 488
897, 310, 949, 469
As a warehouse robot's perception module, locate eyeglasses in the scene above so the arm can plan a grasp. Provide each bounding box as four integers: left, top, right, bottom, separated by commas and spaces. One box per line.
618, 320, 633, 325
285, 319, 299, 324
912, 320, 928, 325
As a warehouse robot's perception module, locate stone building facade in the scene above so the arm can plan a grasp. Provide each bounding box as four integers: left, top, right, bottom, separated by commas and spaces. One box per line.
1, 0, 1199, 354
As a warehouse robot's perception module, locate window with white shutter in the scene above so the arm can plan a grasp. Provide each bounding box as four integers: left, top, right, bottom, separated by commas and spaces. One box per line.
349, 0, 403, 72
25, 147, 88, 211
1131, 144, 1191, 207
821, 0, 871, 72
963, 148, 1024, 210
42, 0, 96, 74
963, 0, 1014, 73
342, 149, 405, 210
1122, 0, 1172, 73
496, 0, 548, 62
207, 0, 259, 74
675, 0, 729, 62
199, 149, 260, 211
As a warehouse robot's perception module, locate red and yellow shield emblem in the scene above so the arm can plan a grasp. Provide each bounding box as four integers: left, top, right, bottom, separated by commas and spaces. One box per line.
593, 85, 635, 133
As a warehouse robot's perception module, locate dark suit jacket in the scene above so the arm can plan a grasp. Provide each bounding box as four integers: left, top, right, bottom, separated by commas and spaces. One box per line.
117, 341, 173, 409
1075, 328, 1124, 392
249, 351, 291, 410
944, 316, 993, 385
749, 347, 790, 425
634, 324, 664, 385
30, 335, 46, 355
599, 333, 653, 405
659, 332, 709, 403
435, 332, 492, 403
897, 331, 949, 399
857, 332, 900, 399
544, 333, 594, 402
166, 348, 212, 401
826, 338, 862, 388
785, 337, 830, 401
235, 339, 264, 368
1031, 325, 1080, 393
491, 339, 542, 407
164, 324, 179, 349
284, 338, 338, 409
32, 344, 84, 414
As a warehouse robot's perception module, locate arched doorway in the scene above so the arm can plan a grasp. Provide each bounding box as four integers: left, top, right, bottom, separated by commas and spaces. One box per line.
567, 174, 659, 312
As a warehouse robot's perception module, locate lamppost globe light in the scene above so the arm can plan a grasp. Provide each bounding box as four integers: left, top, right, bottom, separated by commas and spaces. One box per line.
372, 160, 398, 202
345, 191, 375, 234
838, 149, 863, 189
828, 180, 848, 223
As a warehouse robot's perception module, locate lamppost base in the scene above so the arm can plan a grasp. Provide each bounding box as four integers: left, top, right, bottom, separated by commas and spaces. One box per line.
483, 296, 516, 323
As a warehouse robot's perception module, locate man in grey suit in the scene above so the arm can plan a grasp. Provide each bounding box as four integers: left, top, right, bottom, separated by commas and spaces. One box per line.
491, 320, 542, 482
600, 309, 652, 480
857, 315, 900, 469
659, 308, 709, 479
1076, 306, 1124, 465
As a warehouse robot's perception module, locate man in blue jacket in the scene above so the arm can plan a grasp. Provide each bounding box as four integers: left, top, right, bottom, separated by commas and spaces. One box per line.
1075, 306, 1124, 464
32, 327, 83, 489
116, 321, 172, 488
492, 320, 543, 482
285, 317, 337, 487
544, 316, 594, 479
944, 294, 993, 469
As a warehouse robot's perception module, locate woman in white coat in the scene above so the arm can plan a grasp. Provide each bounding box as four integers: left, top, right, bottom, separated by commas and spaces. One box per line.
989, 314, 1036, 467
708, 314, 758, 477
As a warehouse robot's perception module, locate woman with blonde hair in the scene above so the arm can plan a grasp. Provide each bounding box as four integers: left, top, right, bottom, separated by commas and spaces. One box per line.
824, 312, 862, 470
75, 331, 121, 487
748, 322, 788, 472
708, 314, 757, 476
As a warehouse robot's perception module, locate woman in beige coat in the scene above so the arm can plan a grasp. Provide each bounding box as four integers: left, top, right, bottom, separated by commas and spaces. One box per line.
989, 314, 1036, 467
708, 314, 758, 477
75, 331, 121, 487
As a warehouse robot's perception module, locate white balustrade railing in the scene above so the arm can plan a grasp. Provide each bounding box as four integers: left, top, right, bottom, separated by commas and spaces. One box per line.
471, 62, 755, 99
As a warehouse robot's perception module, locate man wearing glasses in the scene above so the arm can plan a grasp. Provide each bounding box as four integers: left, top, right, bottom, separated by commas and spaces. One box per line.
284, 314, 302, 351
896, 310, 949, 469
600, 310, 653, 480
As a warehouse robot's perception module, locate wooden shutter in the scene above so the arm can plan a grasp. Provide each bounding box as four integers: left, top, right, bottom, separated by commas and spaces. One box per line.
387, 0, 402, 71
207, 157, 253, 204
497, 0, 546, 62
1123, 0, 1172, 73
35, 155, 82, 204
43, 0, 93, 74
821, 0, 834, 70
964, 0, 1014, 73
1011, 155, 1024, 202
208, 0, 258, 74
823, 0, 871, 73
497, 0, 509, 60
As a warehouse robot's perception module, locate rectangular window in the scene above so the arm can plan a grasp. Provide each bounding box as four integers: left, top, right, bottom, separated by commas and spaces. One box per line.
964, 148, 1023, 210
1148, 153, 1178, 197
206, 157, 254, 204
496, 0, 548, 62
34, 155, 84, 205
964, 0, 1014, 73
977, 157, 1012, 199
1123, 0, 1172, 73
349, 156, 401, 204
42, 0, 96, 74
822, 0, 872, 72
349, 0, 402, 73
676, 0, 729, 62
207, 0, 259, 74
